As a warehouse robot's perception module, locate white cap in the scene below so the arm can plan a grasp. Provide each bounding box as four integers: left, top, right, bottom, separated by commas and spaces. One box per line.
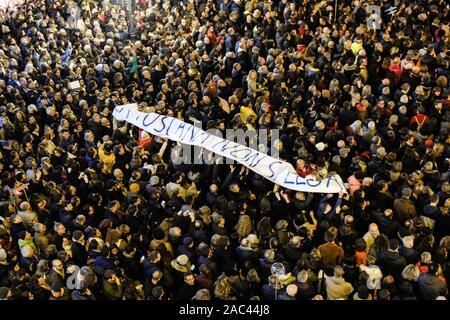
0, 248, 6, 261
286, 284, 298, 297
315, 142, 326, 151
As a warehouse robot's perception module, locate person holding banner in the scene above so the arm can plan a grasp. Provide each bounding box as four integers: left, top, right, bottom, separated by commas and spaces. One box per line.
0, 0, 448, 303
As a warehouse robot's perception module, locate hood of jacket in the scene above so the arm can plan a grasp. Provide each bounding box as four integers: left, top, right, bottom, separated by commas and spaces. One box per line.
329, 276, 345, 285
423, 205, 438, 216
384, 251, 401, 262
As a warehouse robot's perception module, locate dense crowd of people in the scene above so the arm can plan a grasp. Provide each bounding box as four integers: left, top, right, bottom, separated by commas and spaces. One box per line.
0, 0, 449, 300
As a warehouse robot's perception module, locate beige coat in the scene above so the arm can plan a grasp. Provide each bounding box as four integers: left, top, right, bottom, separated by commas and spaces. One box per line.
325, 276, 354, 300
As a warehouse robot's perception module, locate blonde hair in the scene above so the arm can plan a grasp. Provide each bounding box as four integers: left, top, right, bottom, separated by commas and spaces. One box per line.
401, 264, 420, 281
214, 275, 232, 300
235, 215, 253, 239
247, 269, 261, 283
199, 206, 212, 224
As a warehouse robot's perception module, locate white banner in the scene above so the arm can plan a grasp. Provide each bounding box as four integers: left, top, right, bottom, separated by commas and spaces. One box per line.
113, 107, 347, 194
69, 80, 81, 90
112, 103, 138, 130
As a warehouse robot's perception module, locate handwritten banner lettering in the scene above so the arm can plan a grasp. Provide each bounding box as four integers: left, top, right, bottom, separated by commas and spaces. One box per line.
113, 107, 347, 194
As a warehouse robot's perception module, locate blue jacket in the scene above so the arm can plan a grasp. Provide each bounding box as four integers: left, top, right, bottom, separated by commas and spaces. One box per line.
317, 196, 342, 220
418, 273, 446, 300
261, 284, 277, 300
93, 256, 114, 276
225, 35, 236, 53
143, 260, 160, 279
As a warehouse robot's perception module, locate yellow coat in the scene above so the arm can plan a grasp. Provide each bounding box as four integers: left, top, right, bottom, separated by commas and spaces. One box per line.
98, 145, 116, 173
240, 106, 257, 124
351, 42, 363, 56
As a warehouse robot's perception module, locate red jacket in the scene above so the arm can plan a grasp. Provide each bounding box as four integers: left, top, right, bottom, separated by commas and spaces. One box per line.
389, 63, 403, 85
139, 129, 153, 149
409, 114, 429, 129
295, 166, 316, 178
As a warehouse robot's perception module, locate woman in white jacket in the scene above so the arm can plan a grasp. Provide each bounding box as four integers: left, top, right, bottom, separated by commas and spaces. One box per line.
360, 255, 383, 291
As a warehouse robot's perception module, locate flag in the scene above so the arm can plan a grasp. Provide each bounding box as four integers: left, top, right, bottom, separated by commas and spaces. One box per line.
125, 54, 139, 82
130, 55, 138, 74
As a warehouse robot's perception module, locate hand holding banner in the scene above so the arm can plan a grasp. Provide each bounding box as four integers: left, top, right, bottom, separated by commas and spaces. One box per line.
113, 106, 347, 194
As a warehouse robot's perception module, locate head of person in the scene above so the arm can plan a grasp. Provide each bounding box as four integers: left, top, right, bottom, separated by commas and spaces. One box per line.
184, 272, 195, 286
334, 265, 344, 278
369, 223, 379, 238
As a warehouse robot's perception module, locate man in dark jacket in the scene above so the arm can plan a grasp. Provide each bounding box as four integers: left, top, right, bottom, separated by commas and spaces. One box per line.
51, 222, 69, 248
144, 270, 163, 299
176, 237, 196, 263
291, 192, 314, 211
339, 215, 359, 253
378, 239, 406, 281
236, 239, 259, 267
423, 194, 440, 221
71, 287, 96, 300
102, 269, 124, 300
71, 230, 87, 267
262, 275, 281, 300
277, 284, 298, 300
142, 250, 162, 280
377, 209, 400, 239
49, 283, 70, 300
259, 249, 275, 280
49, 259, 66, 289
59, 201, 76, 230
418, 264, 447, 300
283, 236, 304, 267
295, 270, 316, 300
372, 180, 394, 211
176, 272, 199, 300
399, 235, 420, 265
94, 246, 115, 277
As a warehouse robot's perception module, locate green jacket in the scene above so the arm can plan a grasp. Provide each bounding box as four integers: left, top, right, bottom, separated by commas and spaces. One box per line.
18, 239, 38, 255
